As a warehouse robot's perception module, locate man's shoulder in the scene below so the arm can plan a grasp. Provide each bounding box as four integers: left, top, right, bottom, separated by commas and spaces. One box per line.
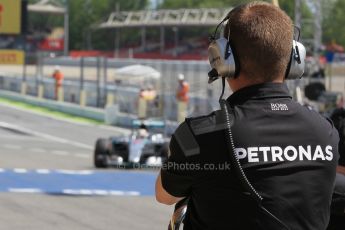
171, 111, 226, 158
183, 110, 226, 136
295, 102, 336, 130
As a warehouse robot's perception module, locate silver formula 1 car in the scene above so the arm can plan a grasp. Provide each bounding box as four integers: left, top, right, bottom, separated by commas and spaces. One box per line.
94, 120, 169, 168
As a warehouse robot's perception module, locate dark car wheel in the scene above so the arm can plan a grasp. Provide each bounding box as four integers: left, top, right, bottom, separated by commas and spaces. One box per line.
160, 142, 169, 158
304, 82, 326, 101
94, 138, 109, 168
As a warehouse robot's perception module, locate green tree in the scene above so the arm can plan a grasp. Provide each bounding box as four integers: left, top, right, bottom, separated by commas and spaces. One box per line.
28, 0, 344, 52
157, 0, 317, 27
158, 0, 292, 52
323, 0, 345, 47
159, 0, 293, 15
68, 0, 149, 50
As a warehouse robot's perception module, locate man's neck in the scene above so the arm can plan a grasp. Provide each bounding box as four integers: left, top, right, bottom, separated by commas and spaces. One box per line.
227, 74, 284, 92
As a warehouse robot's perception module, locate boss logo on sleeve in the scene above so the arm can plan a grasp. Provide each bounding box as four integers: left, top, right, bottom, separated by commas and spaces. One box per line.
271, 103, 288, 111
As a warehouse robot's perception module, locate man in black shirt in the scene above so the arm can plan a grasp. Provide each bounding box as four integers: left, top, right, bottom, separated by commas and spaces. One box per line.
328, 108, 345, 229
156, 2, 339, 230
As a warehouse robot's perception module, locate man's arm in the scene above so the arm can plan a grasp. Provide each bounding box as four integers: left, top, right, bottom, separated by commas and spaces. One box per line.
155, 172, 184, 205
155, 122, 198, 205
337, 165, 345, 175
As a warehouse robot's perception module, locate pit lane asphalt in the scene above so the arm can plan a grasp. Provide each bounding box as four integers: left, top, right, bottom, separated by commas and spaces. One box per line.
0, 195, 170, 230
0, 102, 131, 150
0, 103, 171, 230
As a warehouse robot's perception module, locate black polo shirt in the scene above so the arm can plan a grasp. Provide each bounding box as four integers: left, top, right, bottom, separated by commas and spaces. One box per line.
161, 82, 339, 230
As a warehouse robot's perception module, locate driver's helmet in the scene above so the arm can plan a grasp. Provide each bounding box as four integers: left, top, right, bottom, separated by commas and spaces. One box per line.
138, 128, 149, 138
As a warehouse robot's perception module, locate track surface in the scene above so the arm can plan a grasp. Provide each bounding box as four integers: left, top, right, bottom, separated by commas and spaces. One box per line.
0, 103, 171, 230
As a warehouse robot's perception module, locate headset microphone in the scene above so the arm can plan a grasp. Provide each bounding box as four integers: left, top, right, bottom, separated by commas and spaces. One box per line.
208, 68, 219, 84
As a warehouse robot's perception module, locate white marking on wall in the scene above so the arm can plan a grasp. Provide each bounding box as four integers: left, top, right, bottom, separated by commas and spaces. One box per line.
36, 169, 51, 174
13, 168, 28, 173
93, 190, 109, 195
62, 189, 140, 196
55, 170, 93, 175
8, 188, 42, 193
77, 170, 93, 175
110, 190, 140, 196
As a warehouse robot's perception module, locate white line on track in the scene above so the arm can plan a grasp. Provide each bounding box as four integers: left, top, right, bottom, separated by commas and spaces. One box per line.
0, 136, 42, 141
3, 144, 22, 150
0, 168, 5, 173
51, 150, 69, 156
29, 148, 46, 153
0, 122, 93, 150
0, 102, 131, 135
74, 153, 90, 159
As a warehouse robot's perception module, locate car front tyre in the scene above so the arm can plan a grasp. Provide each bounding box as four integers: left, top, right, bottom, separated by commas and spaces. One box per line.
94, 138, 109, 168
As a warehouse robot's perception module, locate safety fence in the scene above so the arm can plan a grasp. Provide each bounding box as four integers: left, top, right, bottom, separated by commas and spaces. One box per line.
0, 57, 225, 121
0, 56, 318, 122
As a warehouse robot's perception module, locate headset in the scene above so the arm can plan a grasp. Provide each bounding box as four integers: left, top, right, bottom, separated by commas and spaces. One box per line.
207, 16, 306, 83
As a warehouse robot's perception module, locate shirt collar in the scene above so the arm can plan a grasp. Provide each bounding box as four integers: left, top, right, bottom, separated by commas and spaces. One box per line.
227, 82, 292, 105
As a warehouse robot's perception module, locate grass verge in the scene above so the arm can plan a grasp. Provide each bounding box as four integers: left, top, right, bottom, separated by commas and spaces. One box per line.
0, 97, 104, 125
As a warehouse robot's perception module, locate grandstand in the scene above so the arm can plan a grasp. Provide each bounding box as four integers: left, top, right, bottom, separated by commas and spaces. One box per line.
71, 8, 231, 60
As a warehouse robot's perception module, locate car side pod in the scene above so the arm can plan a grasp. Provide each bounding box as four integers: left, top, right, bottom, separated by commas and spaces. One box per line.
168, 198, 188, 230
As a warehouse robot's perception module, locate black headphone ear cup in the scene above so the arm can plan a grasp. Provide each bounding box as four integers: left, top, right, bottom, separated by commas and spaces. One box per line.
287, 41, 306, 79
227, 39, 240, 78
284, 48, 294, 78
